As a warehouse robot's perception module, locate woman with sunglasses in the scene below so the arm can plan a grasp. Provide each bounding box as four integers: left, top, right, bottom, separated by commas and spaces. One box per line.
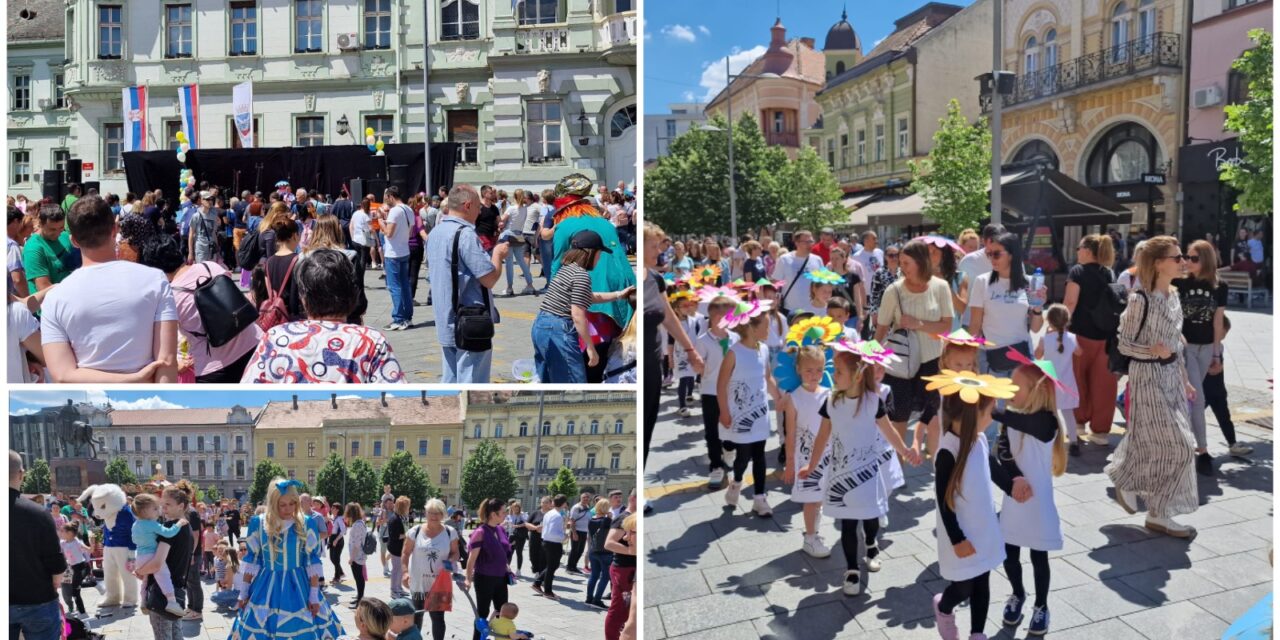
865, 245, 900, 340
1107, 236, 1199, 538
968, 233, 1044, 381
1064, 233, 1119, 448
1175, 240, 1252, 474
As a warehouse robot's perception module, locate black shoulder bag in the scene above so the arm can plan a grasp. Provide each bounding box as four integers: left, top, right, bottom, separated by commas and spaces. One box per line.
184, 264, 259, 351
452, 227, 495, 352
1109, 290, 1150, 375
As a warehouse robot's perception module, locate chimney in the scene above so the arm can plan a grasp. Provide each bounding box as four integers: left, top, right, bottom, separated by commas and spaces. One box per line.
331, 393, 337, 410
292, 395, 298, 411
799, 36, 815, 49
421, 391, 428, 406
381, 392, 388, 407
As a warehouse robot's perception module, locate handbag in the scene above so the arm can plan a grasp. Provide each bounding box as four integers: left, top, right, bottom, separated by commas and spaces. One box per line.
185, 263, 259, 350
883, 284, 921, 379
451, 227, 495, 352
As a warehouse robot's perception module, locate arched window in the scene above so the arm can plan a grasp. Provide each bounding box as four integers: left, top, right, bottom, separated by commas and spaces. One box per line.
610, 105, 636, 138
590, 420, 600, 434
494, 423, 504, 438
1044, 29, 1058, 68
1085, 122, 1161, 186
1024, 35, 1039, 74
836, 61, 846, 75
1111, 2, 1130, 62
1011, 139, 1059, 171
519, 421, 529, 436
566, 420, 576, 435
441, 0, 480, 41
1137, 0, 1156, 53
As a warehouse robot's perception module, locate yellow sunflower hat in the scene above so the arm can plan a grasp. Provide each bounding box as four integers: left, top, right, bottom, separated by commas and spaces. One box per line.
922, 369, 1019, 405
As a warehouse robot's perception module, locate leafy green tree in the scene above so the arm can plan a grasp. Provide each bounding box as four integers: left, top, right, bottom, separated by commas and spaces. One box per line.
909, 99, 993, 236
545, 466, 579, 500
105, 458, 138, 486
1221, 29, 1272, 215
204, 485, 221, 502
380, 451, 438, 511
460, 440, 520, 511
348, 457, 380, 507
21, 458, 51, 493
315, 453, 349, 506
249, 459, 290, 505
779, 145, 847, 232
644, 114, 790, 236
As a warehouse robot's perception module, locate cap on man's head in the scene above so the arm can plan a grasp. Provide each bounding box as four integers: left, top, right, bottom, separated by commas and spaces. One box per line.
388, 598, 416, 617
570, 230, 613, 254
821, 227, 835, 235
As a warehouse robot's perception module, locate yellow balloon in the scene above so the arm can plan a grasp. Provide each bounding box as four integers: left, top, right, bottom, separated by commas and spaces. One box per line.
375, 140, 385, 150
365, 127, 375, 137
176, 131, 187, 143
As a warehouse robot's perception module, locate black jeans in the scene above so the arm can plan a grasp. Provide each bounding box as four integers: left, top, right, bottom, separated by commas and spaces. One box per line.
1203, 371, 1237, 444
411, 591, 448, 640
62, 562, 90, 613
535, 541, 564, 595
409, 244, 425, 300
677, 377, 695, 409
644, 354, 661, 466
329, 535, 345, 581
471, 574, 509, 640
350, 561, 365, 602
511, 536, 527, 572
529, 535, 545, 578
701, 395, 727, 471
186, 560, 203, 613
226, 524, 240, 547
566, 533, 587, 571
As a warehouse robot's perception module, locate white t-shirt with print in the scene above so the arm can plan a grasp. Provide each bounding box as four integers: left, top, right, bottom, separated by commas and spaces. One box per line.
968, 272, 1031, 351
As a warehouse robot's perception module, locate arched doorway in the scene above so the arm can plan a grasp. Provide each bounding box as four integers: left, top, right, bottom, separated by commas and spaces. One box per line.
1085, 121, 1165, 231
1011, 139, 1060, 170
605, 100, 637, 188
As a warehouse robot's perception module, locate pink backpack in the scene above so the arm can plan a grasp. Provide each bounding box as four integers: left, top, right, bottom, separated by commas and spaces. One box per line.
256, 255, 298, 331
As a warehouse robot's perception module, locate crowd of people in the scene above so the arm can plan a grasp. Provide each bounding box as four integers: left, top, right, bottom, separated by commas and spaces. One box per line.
642, 220, 1256, 638
10, 458, 640, 640
7, 175, 638, 384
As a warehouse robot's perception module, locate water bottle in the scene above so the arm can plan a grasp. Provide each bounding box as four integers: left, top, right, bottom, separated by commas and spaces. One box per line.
1030, 268, 1044, 307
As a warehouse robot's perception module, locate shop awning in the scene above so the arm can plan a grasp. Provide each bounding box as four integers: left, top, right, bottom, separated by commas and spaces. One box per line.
999, 167, 1133, 227
854, 192, 928, 227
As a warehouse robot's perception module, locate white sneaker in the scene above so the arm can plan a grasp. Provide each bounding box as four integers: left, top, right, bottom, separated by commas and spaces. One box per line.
865, 548, 882, 572
1145, 515, 1196, 538
802, 534, 831, 558
752, 494, 772, 517
500, 288, 513, 297
677, 407, 690, 417
1088, 432, 1110, 445
879, 513, 888, 529
1113, 486, 1138, 514
1229, 442, 1254, 456
708, 468, 725, 489
725, 481, 741, 506
841, 570, 863, 596
722, 448, 737, 469
163, 600, 186, 617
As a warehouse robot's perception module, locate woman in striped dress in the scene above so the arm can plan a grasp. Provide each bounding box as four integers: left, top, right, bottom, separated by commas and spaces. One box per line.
1106, 236, 1199, 539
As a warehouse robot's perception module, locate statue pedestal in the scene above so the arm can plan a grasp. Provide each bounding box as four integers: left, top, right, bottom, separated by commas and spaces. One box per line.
52, 459, 107, 496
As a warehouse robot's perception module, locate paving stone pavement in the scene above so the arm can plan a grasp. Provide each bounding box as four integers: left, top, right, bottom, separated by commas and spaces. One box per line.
72, 528, 614, 640
643, 310, 1274, 640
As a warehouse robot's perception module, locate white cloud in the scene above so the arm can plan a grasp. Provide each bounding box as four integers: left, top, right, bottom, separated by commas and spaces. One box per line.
699, 45, 768, 102
10, 390, 110, 406
110, 396, 186, 411
662, 24, 697, 43
682, 90, 695, 102
11, 408, 39, 416
873, 36, 886, 48
698, 25, 711, 36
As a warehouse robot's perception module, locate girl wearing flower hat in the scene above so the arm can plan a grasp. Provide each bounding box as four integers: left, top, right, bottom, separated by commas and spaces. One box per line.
923, 370, 1020, 640
669, 291, 703, 417
781, 344, 834, 559
694, 295, 741, 490
717, 300, 781, 516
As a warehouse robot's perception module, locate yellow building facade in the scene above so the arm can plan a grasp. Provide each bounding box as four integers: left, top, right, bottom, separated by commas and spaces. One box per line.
463, 391, 635, 504
996, 0, 1186, 232
254, 393, 466, 505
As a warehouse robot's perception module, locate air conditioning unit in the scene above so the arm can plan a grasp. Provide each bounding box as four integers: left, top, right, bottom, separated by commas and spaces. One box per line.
37, 98, 51, 110
1193, 85, 1223, 109
336, 32, 360, 51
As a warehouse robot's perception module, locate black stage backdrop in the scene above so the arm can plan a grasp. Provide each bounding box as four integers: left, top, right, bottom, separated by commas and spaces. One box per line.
123, 143, 458, 198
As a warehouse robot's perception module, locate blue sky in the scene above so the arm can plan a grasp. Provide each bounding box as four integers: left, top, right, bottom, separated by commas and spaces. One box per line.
8, 390, 457, 415
644, 0, 977, 113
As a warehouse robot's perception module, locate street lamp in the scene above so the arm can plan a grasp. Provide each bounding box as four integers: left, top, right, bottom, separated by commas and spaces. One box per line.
708, 63, 780, 241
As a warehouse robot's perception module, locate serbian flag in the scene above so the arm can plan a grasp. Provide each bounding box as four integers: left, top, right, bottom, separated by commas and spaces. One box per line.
177, 85, 200, 149
122, 86, 147, 151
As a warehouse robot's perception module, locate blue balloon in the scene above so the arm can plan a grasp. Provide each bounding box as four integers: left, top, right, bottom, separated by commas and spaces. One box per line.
367, 144, 377, 152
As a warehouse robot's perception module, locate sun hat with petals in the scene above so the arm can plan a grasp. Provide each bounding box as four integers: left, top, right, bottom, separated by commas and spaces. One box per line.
922, 370, 1019, 404
785, 316, 844, 346
1003, 348, 1078, 398
719, 299, 774, 329
804, 268, 847, 285
937, 329, 992, 348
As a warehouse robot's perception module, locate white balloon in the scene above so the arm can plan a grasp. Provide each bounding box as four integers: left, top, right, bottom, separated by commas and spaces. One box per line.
376, 150, 386, 156
177, 152, 187, 163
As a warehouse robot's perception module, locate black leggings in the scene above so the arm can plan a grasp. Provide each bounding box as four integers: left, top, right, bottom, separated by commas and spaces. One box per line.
677, 377, 695, 408
643, 354, 661, 467
939, 571, 991, 635
839, 519, 880, 572
700, 395, 726, 471
727, 439, 767, 494
226, 524, 240, 547
472, 574, 509, 640
350, 561, 365, 601
511, 536, 526, 571
329, 536, 345, 581
1004, 544, 1050, 608
1203, 372, 1237, 445
62, 562, 90, 613
411, 592, 448, 640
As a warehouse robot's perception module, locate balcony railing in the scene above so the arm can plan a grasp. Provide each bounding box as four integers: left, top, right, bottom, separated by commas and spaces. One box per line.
982, 32, 1181, 111
765, 131, 799, 147
598, 12, 637, 48
516, 27, 571, 54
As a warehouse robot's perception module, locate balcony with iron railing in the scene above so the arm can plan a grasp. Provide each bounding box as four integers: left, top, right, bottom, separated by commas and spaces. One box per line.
981, 32, 1181, 111
765, 131, 800, 147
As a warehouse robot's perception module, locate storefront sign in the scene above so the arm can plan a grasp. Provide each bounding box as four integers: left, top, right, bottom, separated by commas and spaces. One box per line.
1178, 138, 1244, 183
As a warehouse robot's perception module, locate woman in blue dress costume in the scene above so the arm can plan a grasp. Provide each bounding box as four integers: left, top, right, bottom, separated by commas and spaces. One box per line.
231, 479, 345, 640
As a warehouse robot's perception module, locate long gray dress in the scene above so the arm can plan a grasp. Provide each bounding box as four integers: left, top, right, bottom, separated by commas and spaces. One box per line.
1105, 289, 1198, 518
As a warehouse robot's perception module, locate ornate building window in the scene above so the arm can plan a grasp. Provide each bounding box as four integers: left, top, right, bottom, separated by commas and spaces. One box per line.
99, 6, 123, 59
519, 0, 559, 25
1086, 122, 1161, 185
1111, 2, 1130, 62
441, 0, 480, 41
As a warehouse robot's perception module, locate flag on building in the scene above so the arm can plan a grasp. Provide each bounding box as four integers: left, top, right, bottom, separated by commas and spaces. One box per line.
122, 86, 147, 152
232, 82, 254, 148
177, 85, 200, 149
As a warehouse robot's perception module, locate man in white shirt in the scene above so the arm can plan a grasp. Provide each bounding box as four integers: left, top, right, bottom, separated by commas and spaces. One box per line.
772, 230, 826, 314
607, 490, 625, 518
41, 196, 178, 383
534, 494, 569, 599
378, 187, 414, 330
852, 231, 885, 279
566, 492, 592, 574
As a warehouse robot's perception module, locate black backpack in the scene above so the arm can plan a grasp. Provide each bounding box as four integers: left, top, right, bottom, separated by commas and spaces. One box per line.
361, 521, 378, 556
1090, 279, 1128, 335
236, 228, 263, 271
184, 264, 259, 349
1107, 290, 1149, 375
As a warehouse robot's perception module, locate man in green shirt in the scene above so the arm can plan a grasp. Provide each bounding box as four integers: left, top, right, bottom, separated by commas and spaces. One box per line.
23, 207, 78, 292
61, 183, 82, 214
